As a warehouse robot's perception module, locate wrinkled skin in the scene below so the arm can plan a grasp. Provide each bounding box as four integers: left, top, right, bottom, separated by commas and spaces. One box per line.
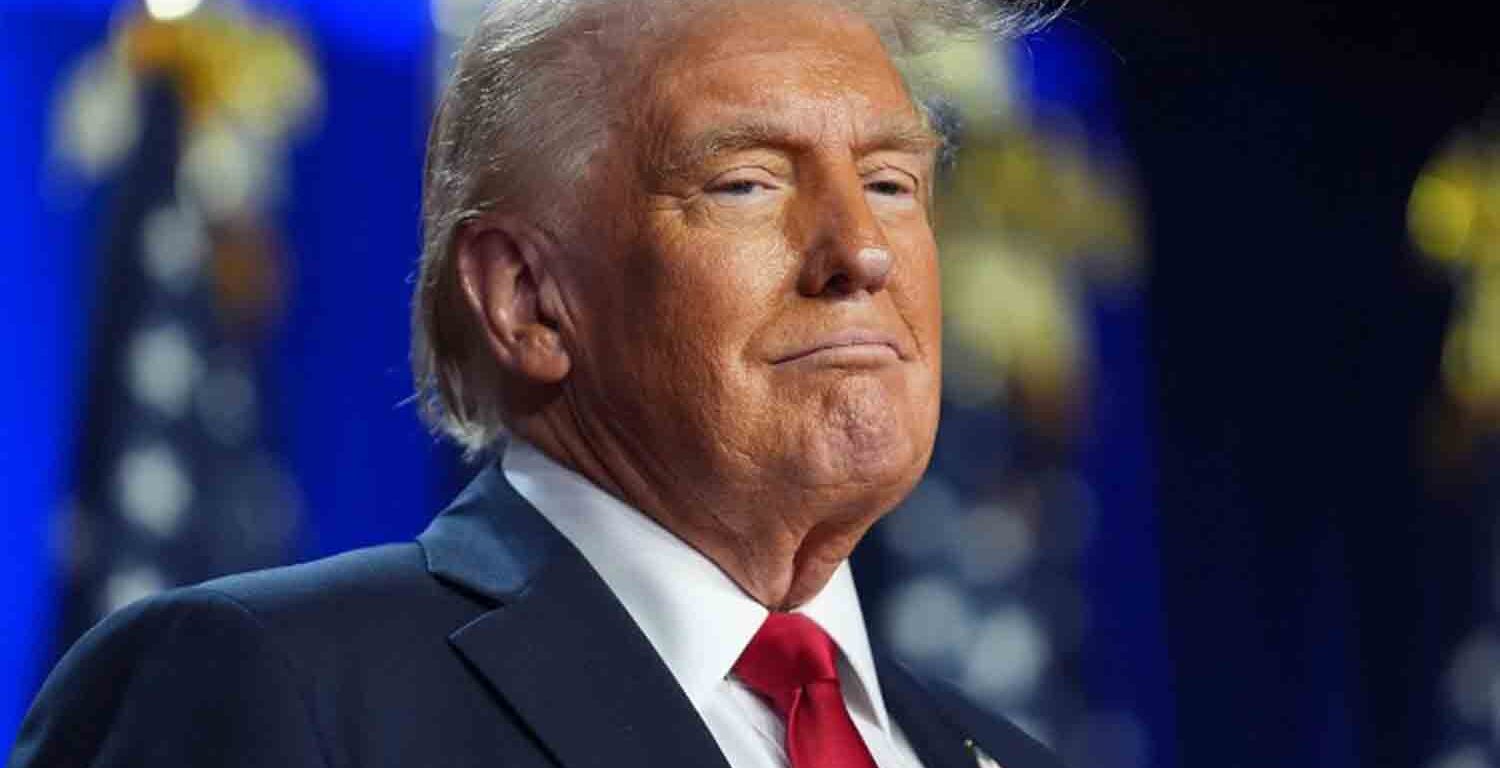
457, 1, 943, 609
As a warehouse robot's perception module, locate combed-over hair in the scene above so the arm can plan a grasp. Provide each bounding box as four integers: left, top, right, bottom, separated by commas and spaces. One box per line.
412, 0, 1056, 456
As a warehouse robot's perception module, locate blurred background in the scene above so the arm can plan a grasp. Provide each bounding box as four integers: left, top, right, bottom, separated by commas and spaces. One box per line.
1, 0, 1496, 766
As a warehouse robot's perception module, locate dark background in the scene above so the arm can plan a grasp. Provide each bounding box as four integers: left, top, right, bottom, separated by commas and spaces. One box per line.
1077, 2, 1498, 765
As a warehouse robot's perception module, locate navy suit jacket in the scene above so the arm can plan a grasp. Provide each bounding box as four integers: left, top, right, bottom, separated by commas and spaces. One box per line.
9, 464, 1063, 768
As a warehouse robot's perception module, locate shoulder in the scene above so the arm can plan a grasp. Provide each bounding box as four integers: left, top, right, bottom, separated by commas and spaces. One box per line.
10, 544, 485, 768
194, 543, 488, 674
196, 541, 435, 608
12, 581, 329, 766
197, 542, 481, 632
122, 543, 490, 695
45, 541, 446, 696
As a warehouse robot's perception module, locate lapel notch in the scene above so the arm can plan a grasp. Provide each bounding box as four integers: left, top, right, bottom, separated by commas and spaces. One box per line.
420, 463, 733, 768
448, 551, 732, 768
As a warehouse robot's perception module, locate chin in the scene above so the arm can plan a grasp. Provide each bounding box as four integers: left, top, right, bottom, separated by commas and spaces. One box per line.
798, 407, 933, 508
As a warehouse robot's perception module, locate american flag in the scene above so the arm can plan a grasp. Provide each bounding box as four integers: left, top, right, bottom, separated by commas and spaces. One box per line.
55, 72, 300, 650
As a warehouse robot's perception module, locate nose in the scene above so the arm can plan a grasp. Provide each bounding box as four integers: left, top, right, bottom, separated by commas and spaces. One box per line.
795, 169, 893, 297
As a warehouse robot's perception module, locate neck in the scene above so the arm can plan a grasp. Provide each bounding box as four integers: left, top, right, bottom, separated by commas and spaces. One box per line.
513, 413, 875, 610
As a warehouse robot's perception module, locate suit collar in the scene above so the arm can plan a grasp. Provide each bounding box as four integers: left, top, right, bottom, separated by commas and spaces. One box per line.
417, 463, 733, 768
417, 461, 560, 601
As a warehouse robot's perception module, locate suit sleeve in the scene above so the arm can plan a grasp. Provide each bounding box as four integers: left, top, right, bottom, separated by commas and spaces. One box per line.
7, 586, 331, 768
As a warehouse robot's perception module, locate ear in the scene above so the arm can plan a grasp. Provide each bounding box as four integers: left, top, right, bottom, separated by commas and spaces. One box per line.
455, 215, 572, 386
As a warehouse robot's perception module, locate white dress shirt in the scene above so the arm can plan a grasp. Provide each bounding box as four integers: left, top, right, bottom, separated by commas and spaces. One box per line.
502, 439, 927, 768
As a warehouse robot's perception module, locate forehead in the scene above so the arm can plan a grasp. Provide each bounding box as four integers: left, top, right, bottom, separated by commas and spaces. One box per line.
639, 2, 923, 145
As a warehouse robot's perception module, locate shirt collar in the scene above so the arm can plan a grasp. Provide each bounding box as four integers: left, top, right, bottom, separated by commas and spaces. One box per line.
500, 439, 891, 733
794, 558, 892, 733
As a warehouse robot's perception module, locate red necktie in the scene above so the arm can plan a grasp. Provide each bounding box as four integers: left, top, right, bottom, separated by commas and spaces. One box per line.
733, 612, 880, 768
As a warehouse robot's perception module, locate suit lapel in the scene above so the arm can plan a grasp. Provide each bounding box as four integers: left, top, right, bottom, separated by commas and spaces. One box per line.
877, 655, 981, 768
877, 650, 1063, 768
418, 464, 732, 768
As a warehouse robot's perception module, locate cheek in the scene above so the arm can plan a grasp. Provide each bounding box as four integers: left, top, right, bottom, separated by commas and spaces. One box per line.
652, 220, 788, 320
623, 227, 790, 385
892, 231, 943, 341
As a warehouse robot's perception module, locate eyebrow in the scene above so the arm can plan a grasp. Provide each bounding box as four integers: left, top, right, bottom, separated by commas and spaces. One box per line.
655, 117, 942, 179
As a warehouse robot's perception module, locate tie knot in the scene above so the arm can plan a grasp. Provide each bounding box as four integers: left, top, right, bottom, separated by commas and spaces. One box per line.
734, 612, 841, 711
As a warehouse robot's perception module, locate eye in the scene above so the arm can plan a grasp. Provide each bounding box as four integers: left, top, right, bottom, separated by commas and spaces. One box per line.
704, 170, 782, 206
712, 179, 769, 196
862, 168, 921, 212
866, 179, 912, 196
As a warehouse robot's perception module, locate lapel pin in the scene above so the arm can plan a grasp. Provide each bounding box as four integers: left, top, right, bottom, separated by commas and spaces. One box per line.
964, 738, 1002, 768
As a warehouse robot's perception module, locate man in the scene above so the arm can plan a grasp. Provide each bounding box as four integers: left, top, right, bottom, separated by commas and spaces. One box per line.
10, 0, 1063, 766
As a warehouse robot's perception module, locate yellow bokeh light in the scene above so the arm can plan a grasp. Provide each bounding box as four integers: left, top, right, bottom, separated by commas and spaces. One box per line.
1409, 132, 1500, 271
1443, 271, 1500, 414
1412, 121, 1500, 432
1409, 170, 1478, 265
913, 35, 1144, 432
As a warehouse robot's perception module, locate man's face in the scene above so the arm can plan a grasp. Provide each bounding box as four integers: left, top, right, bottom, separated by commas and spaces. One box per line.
559, 2, 942, 525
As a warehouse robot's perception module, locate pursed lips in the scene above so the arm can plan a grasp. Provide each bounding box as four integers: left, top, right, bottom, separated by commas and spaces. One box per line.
771, 329, 906, 365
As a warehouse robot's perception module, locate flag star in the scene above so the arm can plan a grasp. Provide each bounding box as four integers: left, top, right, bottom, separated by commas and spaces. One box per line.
128, 323, 203, 418
102, 565, 167, 616
957, 502, 1035, 585
54, 50, 142, 178
115, 443, 194, 538
180, 121, 269, 218
963, 606, 1050, 704
884, 576, 974, 665
141, 203, 206, 294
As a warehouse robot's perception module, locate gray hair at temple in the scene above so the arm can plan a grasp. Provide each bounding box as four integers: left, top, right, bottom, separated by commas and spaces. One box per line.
412, 0, 1056, 456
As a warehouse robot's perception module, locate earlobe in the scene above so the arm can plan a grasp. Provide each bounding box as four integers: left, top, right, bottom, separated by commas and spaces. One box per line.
512, 325, 571, 383
455, 217, 572, 386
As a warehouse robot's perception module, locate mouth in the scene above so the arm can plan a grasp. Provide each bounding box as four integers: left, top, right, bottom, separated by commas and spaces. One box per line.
772, 331, 906, 367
